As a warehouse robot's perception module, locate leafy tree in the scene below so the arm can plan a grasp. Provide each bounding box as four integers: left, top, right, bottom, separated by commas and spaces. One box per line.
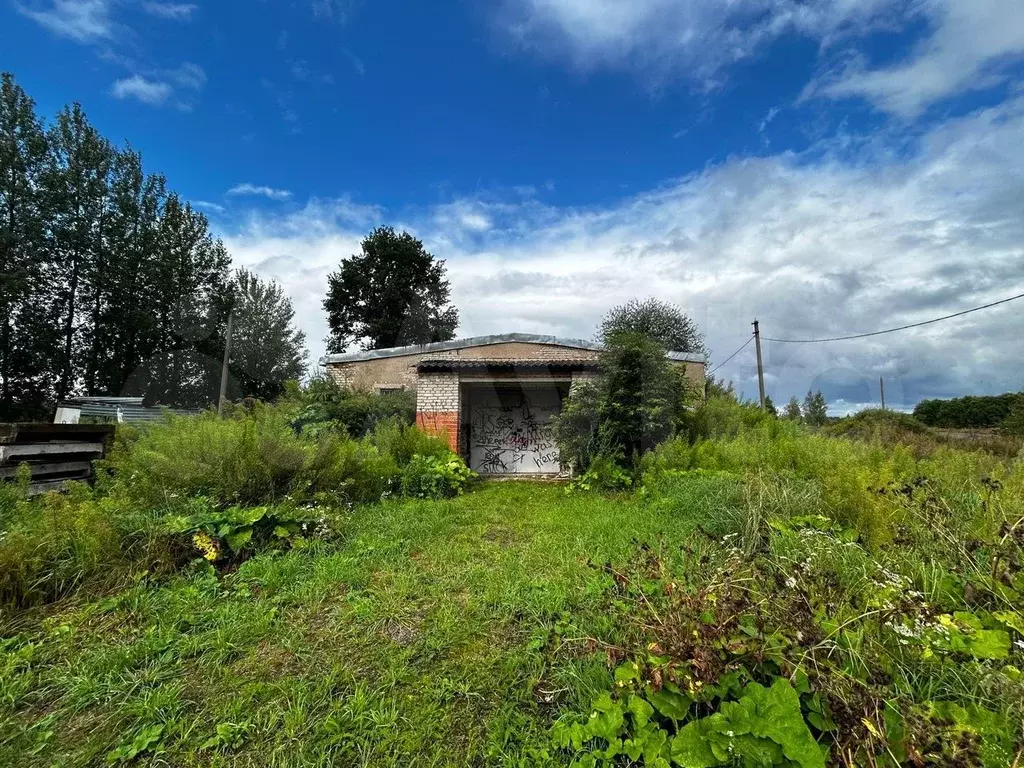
0, 72, 262, 415
554, 333, 689, 472
226, 268, 308, 402
802, 390, 828, 426
1003, 399, 1024, 437
323, 226, 458, 352
599, 298, 706, 354
763, 395, 777, 416
0, 73, 50, 420
142, 195, 230, 406
97, 148, 166, 396
913, 393, 1023, 429
705, 375, 736, 401
783, 396, 802, 421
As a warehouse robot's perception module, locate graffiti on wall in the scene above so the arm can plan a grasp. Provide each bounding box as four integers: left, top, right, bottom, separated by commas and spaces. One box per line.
469, 389, 562, 474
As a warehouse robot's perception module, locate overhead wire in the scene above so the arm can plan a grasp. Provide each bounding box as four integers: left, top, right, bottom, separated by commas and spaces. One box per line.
761, 290, 1024, 344
708, 335, 753, 375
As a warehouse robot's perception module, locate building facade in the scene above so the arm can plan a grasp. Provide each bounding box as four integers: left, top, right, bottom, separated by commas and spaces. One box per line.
323, 333, 706, 476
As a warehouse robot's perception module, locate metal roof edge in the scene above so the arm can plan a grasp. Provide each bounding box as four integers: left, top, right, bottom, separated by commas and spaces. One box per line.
320, 332, 708, 366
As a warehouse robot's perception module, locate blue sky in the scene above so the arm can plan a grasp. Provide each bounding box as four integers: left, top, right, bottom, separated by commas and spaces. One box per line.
3, 0, 1024, 412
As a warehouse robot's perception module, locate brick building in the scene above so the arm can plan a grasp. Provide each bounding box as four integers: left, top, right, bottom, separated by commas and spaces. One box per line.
323, 333, 706, 476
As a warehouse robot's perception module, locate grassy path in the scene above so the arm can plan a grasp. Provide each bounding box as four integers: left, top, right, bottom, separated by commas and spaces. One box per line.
1, 480, 732, 767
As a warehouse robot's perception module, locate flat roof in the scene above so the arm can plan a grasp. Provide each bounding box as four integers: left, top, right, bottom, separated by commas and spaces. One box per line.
321, 333, 707, 365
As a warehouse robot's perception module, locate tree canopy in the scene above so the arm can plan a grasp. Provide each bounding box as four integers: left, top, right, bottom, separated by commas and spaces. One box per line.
913, 392, 1023, 429
226, 268, 308, 402
0, 72, 306, 419
323, 227, 459, 352
802, 390, 829, 426
598, 298, 706, 354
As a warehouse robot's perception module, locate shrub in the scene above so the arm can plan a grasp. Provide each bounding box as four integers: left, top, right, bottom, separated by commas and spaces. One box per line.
401, 454, 475, 499
164, 502, 332, 565
567, 454, 634, 493
0, 484, 124, 607
553, 333, 692, 475
914, 392, 1024, 429
367, 418, 451, 465
827, 408, 930, 441
290, 377, 415, 438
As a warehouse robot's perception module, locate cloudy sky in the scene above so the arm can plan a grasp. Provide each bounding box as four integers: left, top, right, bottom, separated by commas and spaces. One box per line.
4, 0, 1023, 412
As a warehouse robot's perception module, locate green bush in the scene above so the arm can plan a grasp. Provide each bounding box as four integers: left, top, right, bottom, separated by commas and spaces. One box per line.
914, 392, 1024, 429
401, 454, 475, 499
163, 501, 333, 565
0, 484, 124, 607
567, 454, 634, 493
290, 377, 416, 438
552, 333, 692, 475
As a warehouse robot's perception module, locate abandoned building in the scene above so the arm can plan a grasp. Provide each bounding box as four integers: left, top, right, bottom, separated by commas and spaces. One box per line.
322, 333, 707, 476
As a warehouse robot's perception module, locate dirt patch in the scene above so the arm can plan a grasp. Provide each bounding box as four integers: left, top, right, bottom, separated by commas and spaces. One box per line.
382, 619, 422, 647
481, 525, 519, 548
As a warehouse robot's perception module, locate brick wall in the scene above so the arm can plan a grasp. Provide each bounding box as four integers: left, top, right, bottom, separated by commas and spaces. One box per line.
415, 411, 459, 452
415, 371, 461, 451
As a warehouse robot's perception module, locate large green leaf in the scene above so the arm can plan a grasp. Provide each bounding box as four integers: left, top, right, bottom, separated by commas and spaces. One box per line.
670, 679, 823, 768
648, 684, 692, 721
224, 527, 254, 552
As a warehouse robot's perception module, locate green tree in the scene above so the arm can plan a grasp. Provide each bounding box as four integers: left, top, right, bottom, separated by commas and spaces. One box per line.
803, 389, 828, 426
97, 148, 166, 395
554, 332, 689, 472
323, 226, 458, 352
42, 102, 114, 402
599, 297, 706, 354
226, 268, 308, 402
0, 73, 50, 420
142, 195, 230, 407
763, 395, 777, 416
783, 395, 802, 421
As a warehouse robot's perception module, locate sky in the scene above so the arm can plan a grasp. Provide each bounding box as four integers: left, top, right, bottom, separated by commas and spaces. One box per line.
3, 0, 1023, 414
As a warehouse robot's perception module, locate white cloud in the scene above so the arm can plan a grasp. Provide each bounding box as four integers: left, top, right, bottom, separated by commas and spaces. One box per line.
111, 75, 174, 104
219, 98, 1024, 407
17, 0, 113, 42
813, 0, 1024, 117
141, 2, 198, 20
227, 184, 294, 201
194, 201, 226, 214
108, 64, 204, 108
495, 0, 900, 87
169, 62, 206, 90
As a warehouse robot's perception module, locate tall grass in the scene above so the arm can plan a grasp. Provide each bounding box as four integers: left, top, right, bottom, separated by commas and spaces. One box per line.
0, 404, 466, 609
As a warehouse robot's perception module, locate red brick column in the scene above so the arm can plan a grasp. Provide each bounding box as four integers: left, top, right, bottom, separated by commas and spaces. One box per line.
415, 371, 461, 453
415, 411, 459, 452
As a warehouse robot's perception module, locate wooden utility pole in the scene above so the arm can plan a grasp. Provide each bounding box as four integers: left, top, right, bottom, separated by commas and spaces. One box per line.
880, 376, 886, 410
218, 310, 233, 416
753, 320, 766, 409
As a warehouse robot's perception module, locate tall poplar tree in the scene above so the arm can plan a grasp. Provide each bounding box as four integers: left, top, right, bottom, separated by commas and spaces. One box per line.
0, 73, 49, 418
43, 103, 113, 402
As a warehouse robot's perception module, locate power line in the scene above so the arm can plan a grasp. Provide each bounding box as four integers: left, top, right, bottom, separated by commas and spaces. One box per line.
709, 335, 753, 374
762, 290, 1024, 344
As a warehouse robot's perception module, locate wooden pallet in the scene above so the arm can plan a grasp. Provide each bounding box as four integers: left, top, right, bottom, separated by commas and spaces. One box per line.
0, 424, 115, 495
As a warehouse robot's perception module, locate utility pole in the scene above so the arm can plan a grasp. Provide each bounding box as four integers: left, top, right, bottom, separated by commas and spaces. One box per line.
218, 309, 233, 416
753, 319, 766, 409
880, 376, 886, 410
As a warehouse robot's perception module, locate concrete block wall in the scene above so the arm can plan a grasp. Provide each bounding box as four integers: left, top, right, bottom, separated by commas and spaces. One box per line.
415, 371, 460, 452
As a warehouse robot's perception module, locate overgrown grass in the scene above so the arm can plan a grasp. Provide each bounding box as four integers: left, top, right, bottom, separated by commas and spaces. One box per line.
2, 400, 1023, 766
0, 403, 469, 609
0, 483, 720, 766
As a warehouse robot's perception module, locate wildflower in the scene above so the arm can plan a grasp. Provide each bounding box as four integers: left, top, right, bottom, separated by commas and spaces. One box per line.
785, 576, 797, 589
192, 532, 220, 562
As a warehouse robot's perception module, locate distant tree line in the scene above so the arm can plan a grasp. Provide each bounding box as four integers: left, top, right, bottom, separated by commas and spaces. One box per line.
0, 73, 306, 421
913, 392, 1024, 429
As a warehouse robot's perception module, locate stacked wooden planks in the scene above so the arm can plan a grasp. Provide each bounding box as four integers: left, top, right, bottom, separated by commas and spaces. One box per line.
0, 424, 115, 495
